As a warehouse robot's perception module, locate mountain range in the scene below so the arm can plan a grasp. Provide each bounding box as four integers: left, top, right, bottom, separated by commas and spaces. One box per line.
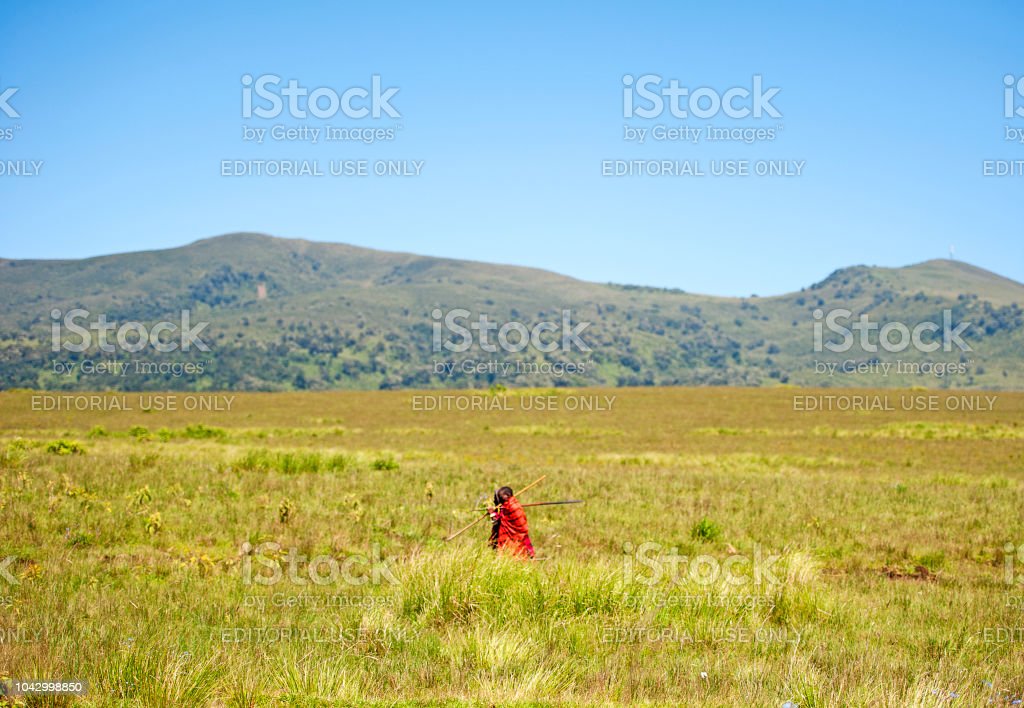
1, 233, 1021, 391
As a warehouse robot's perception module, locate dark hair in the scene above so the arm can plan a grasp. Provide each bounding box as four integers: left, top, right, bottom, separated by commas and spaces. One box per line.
494, 486, 514, 505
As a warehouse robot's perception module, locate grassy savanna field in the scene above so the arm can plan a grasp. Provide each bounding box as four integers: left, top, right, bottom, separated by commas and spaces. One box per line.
1, 387, 1023, 706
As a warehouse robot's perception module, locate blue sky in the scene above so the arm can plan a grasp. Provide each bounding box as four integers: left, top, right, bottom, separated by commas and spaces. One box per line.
0, 0, 1021, 296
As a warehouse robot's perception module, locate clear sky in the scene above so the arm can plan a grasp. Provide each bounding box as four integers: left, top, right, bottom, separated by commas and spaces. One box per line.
0, 1, 1021, 296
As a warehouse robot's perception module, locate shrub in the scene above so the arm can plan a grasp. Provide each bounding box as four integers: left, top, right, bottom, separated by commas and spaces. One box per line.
233, 449, 273, 472
134, 485, 154, 506
47, 439, 85, 456
916, 550, 946, 572
128, 453, 159, 471
234, 449, 353, 474
181, 424, 227, 440
325, 453, 353, 472
1, 440, 27, 468
372, 455, 399, 471
277, 452, 322, 475
66, 530, 95, 548
278, 498, 293, 524
338, 493, 364, 522
690, 517, 722, 543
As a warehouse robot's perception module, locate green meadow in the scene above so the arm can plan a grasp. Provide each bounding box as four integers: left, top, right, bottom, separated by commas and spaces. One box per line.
1, 387, 1023, 706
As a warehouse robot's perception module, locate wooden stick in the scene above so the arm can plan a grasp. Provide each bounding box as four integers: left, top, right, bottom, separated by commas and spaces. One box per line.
473, 500, 583, 510
442, 511, 489, 542
443, 475, 546, 542
515, 474, 547, 498
519, 499, 582, 508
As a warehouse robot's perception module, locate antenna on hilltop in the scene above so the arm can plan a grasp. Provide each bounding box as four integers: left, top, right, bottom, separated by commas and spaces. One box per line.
949, 244, 955, 260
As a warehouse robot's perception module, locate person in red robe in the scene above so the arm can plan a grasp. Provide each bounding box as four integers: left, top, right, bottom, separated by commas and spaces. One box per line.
488, 486, 535, 559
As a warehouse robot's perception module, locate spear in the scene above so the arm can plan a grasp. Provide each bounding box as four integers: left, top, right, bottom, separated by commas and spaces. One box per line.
443, 474, 546, 542
475, 500, 584, 510
520, 499, 583, 508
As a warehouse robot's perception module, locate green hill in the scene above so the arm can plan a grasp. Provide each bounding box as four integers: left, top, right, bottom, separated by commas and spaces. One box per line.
1, 233, 1021, 390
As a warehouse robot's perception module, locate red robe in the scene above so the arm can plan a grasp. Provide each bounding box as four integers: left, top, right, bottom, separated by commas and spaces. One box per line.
490, 495, 535, 558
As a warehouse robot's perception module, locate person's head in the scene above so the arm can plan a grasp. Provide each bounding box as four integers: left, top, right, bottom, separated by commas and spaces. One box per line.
494, 486, 514, 505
